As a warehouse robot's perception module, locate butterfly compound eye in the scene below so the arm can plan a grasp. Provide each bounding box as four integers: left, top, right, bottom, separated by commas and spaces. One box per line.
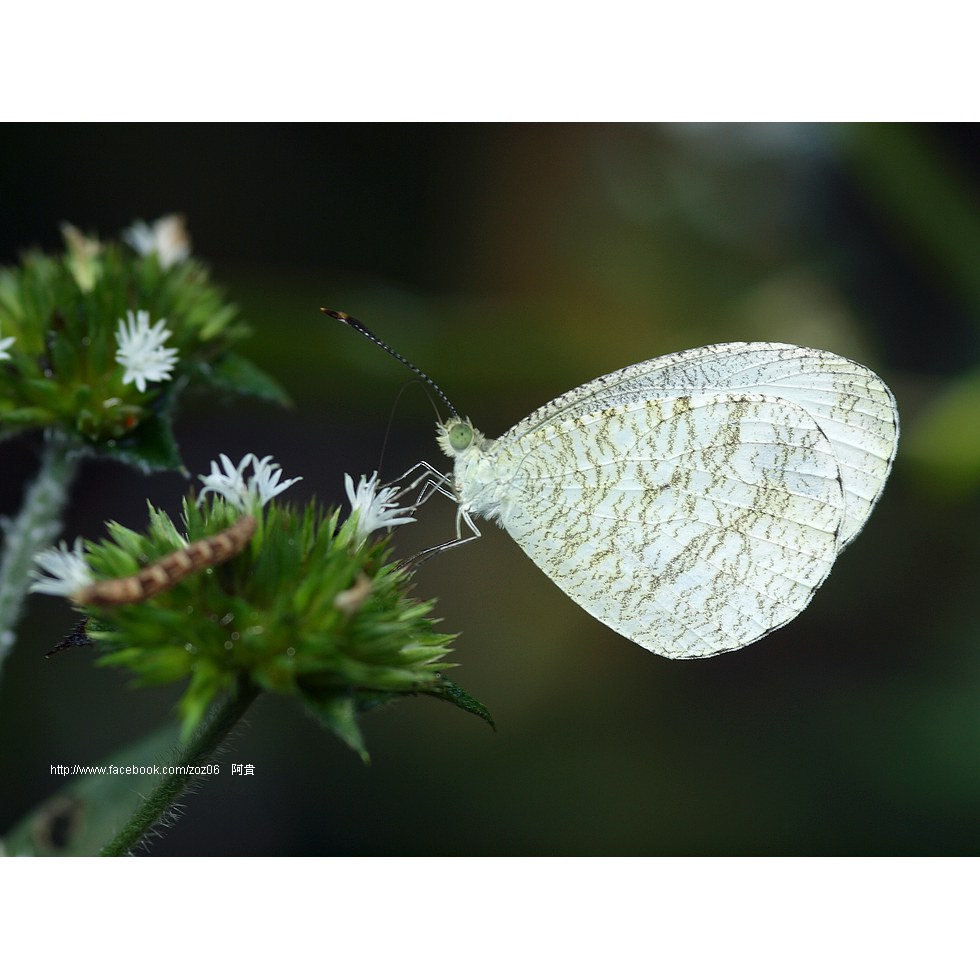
448, 422, 474, 452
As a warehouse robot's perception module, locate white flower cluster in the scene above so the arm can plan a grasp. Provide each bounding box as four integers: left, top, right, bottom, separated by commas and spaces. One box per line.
110, 214, 191, 392
199, 453, 302, 511
114, 310, 179, 393
344, 471, 416, 545
123, 214, 191, 269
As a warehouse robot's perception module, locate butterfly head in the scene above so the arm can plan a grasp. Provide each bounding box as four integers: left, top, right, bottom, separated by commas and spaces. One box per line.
436, 417, 487, 458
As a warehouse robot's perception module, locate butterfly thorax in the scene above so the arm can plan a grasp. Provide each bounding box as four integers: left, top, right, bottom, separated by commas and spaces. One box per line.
437, 417, 513, 524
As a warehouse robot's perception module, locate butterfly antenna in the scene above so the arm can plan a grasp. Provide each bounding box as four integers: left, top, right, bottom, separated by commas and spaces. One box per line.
322, 308, 459, 418
375, 379, 442, 476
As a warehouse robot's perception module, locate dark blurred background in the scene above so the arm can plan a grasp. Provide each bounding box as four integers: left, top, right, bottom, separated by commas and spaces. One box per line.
1, 123, 978, 855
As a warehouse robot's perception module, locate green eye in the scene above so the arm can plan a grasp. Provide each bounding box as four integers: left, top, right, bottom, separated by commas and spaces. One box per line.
449, 422, 473, 452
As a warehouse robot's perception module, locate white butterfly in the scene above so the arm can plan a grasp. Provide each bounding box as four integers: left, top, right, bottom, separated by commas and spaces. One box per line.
435, 342, 898, 659
325, 313, 899, 659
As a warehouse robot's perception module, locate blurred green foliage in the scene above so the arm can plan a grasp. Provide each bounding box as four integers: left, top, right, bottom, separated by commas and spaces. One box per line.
0, 229, 287, 471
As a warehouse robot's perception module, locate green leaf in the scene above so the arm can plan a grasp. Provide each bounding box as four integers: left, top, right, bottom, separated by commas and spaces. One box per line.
99, 412, 186, 475
147, 505, 186, 548
198, 352, 291, 406
178, 662, 230, 741
307, 695, 371, 763
426, 678, 496, 731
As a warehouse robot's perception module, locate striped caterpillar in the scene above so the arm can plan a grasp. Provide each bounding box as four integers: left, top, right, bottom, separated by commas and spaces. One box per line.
73, 513, 257, 608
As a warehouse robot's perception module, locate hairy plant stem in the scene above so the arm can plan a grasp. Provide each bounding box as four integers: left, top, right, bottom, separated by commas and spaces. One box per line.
100, 675, 260, 856
0, 431, 82, 666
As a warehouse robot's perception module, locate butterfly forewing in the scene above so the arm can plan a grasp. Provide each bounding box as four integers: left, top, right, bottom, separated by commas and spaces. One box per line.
500, 343, 898, 549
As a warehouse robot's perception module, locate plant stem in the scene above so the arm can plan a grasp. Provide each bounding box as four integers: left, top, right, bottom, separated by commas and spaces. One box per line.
100, 675, 260, 856
0, 431, 82, 666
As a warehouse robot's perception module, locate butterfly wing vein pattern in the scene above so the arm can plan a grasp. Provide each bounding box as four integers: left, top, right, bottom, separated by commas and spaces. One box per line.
440, 342, 898, 659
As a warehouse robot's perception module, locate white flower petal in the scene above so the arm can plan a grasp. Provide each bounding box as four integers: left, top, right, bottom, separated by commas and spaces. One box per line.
29, 539, 94, 597
198, 453, 301, 511
249, 455, 303, 505
0, 322, 14, 362
345, 472, 416, 544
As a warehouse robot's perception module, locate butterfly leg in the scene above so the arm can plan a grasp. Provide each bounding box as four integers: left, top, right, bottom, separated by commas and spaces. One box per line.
381, 462, 482, 569
398, 499, 482, 570
384, 461, 452, 507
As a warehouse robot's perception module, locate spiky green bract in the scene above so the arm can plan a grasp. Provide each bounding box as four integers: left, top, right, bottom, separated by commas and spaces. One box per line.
85, 498, 476, 757
0, 236, 288, 471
